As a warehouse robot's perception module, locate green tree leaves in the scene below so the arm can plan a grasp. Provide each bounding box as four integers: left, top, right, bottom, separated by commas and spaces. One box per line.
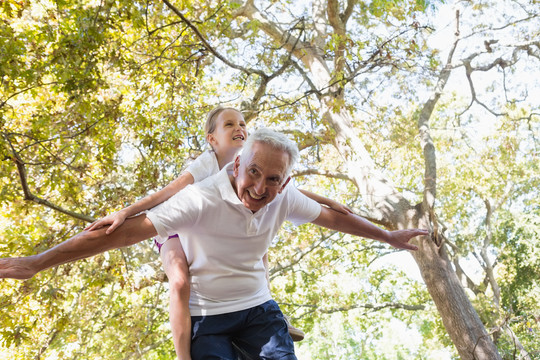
1, 0, 539, 358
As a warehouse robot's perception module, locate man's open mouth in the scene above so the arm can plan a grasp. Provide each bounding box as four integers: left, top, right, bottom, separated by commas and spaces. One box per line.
248, 189, 264, 200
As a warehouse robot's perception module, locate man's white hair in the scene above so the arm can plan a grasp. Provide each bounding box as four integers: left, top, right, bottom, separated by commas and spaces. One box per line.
243, 128, 299, 177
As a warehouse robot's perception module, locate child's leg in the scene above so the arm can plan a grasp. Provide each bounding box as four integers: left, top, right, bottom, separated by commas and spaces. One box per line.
159, 235, 191, 360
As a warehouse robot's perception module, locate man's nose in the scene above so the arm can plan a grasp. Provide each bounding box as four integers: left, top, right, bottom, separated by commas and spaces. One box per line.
253, 178, 266, 194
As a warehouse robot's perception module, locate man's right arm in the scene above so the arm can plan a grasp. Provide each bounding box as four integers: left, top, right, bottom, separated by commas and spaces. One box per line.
0, 214, 158, 280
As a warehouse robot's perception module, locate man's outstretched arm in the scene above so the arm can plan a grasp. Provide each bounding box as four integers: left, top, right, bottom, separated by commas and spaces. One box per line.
311, 206, 428, 251
0, 214, 158, 280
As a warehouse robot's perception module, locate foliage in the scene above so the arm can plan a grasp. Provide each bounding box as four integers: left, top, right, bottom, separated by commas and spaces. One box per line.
1, 0, 539, 359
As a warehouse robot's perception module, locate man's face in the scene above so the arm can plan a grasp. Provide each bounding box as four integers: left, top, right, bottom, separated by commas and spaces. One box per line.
233, 142, 291, 212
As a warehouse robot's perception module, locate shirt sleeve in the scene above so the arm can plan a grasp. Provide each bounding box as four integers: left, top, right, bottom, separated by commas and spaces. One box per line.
284, 186, 322, 226
185, 150, 219, 183
145, 185, 203, 239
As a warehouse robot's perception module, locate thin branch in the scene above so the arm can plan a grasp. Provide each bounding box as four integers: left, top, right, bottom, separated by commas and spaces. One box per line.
34, 328, 60, 360
456, 40, 538, 117
269, 229, 336, 278
234, 0, 310, 60
281, 301, 425, 315
416, 10, 461, 246
293, 168, 353, 183
4, 134, 95, 223
162, 0, 266, 77
0, 82, 58, 110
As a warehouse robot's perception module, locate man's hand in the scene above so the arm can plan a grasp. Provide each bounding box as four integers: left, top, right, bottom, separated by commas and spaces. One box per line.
385, 229, 429, 251
0, 256, 38, 280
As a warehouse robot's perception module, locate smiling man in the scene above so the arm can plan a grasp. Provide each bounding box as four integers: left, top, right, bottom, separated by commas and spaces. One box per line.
0, 128, 427, 359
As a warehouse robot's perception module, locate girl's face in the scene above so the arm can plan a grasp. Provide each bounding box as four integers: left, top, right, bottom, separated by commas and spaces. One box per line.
207, 109, 248, 154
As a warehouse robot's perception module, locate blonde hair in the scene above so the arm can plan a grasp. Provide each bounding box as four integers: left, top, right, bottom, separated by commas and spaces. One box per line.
204, 106, 244, 135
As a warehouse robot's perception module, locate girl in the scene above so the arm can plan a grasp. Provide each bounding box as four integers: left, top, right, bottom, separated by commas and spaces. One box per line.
86, 106, 351, 359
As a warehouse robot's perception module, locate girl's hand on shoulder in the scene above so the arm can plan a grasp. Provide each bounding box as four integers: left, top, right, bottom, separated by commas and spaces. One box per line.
85, 211, 128, 235
326, 199, 353, 215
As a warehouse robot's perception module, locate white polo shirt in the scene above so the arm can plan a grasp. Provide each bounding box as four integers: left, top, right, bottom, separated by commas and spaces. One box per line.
146, 163, 321, 316
185, 149, 220, 183
153, 150, 220, 244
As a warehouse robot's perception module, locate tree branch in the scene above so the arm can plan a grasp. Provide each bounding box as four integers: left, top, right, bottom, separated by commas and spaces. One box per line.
4, 134, 95, 223
455, 40, 538, 117
293, 168, 353, 183
416, 10, 461, 247
453, 258, 482, 295
269, 229, 337, 279
161, 0, 267, 78
234, 0, 310, 59
281, 301, 426, 315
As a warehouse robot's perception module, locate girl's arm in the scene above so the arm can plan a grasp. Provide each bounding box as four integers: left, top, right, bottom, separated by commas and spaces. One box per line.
85, 171, 195, 234
299, 189, 353, 215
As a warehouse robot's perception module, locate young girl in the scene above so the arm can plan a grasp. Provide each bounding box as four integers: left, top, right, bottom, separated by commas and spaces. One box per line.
86, 106, 351, 359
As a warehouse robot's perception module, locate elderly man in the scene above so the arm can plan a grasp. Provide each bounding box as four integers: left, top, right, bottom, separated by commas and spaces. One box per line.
0, 128, 427, 359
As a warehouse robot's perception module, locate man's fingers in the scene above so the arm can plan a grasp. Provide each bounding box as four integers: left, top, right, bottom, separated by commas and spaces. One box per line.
408, 229, 429, 238
405, 243, 419, 251
403, 229, 428, 250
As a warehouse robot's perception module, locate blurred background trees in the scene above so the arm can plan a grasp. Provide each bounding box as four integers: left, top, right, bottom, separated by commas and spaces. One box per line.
1, 0, 538, 358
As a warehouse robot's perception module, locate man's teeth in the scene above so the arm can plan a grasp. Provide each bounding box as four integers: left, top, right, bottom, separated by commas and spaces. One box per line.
233, 135, 244, 140
248, 190, 264, 200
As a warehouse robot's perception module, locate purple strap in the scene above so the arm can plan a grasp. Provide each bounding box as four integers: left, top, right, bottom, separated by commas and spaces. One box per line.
154, 234, 179, 253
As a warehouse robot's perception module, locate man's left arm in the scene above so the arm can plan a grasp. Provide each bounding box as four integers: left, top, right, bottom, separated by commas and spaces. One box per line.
311, 206, 428, 251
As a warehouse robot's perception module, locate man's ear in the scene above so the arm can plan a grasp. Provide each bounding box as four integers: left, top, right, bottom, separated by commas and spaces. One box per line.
233, 155, 241, 176
278, 177, 291, 194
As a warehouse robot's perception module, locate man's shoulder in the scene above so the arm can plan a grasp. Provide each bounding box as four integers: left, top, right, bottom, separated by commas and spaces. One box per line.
192, 166, 228, 192
267, 184, 301, 209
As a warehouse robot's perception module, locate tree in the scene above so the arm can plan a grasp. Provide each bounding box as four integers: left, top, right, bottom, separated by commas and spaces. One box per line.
1, 0, 538, 358
161, 0, 537, 358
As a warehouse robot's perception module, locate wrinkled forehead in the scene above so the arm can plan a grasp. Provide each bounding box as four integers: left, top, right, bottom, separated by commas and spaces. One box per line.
242, 142, 290, 175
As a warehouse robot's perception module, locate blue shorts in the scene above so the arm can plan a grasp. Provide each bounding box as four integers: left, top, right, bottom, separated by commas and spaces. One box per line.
191, 300, 297, 360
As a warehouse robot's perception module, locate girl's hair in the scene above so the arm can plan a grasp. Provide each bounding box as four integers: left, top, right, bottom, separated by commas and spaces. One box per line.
205, 106, 244, 135
242, 127, 299, 178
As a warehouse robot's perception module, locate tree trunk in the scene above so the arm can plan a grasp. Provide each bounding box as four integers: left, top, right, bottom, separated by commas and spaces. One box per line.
233, 1, 503, 358
413, 228, 501, 359
327, 104, 502, 360
318, 90, 501, 359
